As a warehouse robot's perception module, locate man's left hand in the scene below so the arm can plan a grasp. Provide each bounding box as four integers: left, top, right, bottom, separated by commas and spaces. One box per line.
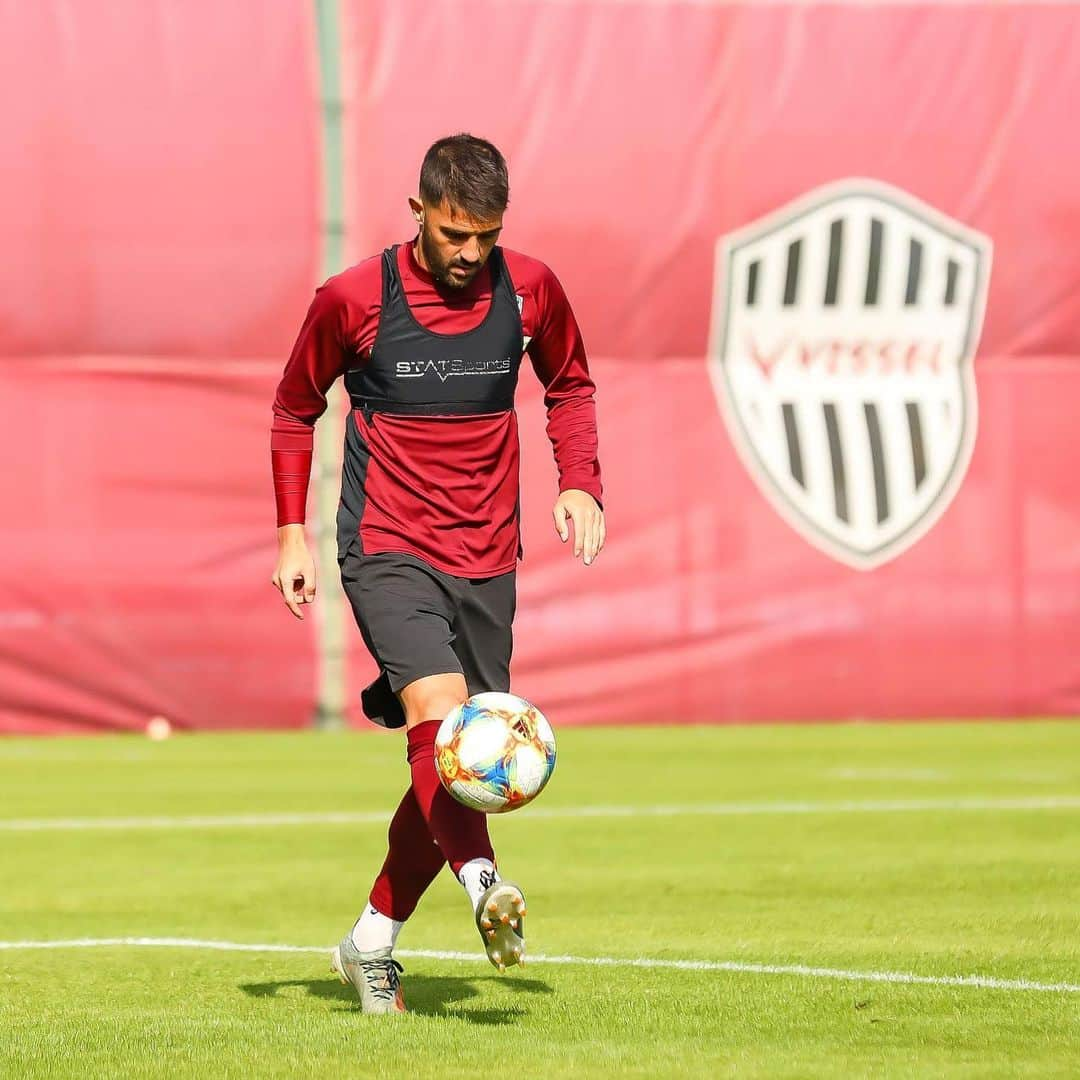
553, 489, 606, 565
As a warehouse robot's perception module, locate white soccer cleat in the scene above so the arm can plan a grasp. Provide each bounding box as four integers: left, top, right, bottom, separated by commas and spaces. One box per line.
331, 937, 406, 1015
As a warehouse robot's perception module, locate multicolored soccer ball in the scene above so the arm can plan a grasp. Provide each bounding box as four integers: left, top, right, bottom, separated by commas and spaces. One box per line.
434, 692, 557, 813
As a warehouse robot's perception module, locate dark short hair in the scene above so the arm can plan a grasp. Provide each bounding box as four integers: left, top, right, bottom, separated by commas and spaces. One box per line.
419, 134, 509, 221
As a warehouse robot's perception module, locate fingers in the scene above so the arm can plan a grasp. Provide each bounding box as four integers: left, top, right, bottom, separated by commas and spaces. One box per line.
302, 564, 317, 605
567, 502, 606, 566
569, 505, 587, 559
283, 574, 304, 620
553, 503, 569, 543
584, 510, 602, 565
581, 507, 605, 565
271, 560, 315, 620
554, 495, 606, 566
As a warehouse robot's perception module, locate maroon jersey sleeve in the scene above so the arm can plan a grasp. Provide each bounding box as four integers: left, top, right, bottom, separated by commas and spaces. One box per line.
271, 260, 380, 526
509, 253, 603, 506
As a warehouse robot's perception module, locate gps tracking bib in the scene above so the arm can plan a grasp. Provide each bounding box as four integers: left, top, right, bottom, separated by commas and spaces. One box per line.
345, 245, 525, 417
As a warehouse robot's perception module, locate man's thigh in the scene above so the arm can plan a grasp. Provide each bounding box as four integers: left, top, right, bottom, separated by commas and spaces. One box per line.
452, 571, 516, 696
340, 550, 464, 693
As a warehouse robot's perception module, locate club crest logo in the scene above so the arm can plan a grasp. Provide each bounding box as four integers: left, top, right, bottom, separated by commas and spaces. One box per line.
707, 180, 992, 569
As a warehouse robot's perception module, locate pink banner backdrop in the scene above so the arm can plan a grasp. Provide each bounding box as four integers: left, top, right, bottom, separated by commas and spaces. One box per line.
0, 2, 320, 732
3, 2, 1079, 732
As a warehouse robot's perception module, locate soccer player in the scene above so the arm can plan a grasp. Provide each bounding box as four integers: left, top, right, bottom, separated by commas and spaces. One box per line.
270, 134, 604, 1014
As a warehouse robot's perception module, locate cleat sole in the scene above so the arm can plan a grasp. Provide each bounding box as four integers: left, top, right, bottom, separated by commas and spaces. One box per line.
474, 881, 526, 974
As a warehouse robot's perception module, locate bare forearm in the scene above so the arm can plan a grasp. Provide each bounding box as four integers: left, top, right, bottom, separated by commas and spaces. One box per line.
277, 523, 307, 546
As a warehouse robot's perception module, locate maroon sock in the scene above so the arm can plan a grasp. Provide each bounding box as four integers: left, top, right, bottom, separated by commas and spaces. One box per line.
406, 718, 494, 876
368, 787, 446, 922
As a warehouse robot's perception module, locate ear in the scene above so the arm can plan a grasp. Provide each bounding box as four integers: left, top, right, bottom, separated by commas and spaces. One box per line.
408, 196, 424, 225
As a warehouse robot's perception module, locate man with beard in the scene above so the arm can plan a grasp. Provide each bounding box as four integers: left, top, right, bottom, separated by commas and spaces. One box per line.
270, 134, 604, 1014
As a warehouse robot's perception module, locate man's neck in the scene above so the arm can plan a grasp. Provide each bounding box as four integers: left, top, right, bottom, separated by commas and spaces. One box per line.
411, 233, 430, 273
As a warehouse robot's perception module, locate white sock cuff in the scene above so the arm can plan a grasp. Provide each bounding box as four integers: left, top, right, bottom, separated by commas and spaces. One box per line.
351, 905, 405, 952
458, 858, 500, 910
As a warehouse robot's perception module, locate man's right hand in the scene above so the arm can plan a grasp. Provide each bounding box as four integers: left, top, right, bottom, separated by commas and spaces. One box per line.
272, 524, 317, 620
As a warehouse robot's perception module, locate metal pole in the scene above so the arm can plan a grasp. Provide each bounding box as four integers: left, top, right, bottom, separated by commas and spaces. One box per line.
312, 0, 348, 729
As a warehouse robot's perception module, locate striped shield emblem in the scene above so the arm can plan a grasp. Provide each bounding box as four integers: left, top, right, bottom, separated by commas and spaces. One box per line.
707, 180, 992, 569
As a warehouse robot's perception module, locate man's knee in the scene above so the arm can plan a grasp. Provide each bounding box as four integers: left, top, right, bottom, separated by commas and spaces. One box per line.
399, 672, 468, 728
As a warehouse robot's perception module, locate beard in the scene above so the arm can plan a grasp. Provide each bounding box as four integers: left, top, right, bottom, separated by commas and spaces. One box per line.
418, 226, 482, 290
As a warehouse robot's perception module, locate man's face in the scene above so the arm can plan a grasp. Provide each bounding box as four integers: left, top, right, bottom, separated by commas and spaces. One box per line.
414, 198, 504, 289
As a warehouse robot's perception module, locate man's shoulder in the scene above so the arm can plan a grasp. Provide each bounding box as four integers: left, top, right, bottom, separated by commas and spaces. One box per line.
319, 252, 384, 303
499, 247, 561, 293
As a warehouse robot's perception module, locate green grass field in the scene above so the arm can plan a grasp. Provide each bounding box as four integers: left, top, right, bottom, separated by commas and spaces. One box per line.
2, 722, 1079, 1078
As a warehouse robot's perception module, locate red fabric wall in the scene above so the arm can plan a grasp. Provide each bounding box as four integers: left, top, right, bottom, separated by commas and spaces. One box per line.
0, 3, 320, 732
3, 2, 1079, 732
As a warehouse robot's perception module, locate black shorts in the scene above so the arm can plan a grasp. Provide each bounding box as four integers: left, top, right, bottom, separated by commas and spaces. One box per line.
339, 547, 516, 695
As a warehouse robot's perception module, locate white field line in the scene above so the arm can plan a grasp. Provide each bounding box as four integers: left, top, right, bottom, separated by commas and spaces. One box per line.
2, 795, 1080, 833
0, 937, 1076, 995
826, 768, 951, 782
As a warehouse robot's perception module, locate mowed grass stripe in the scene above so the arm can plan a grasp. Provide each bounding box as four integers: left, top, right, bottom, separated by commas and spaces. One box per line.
2, 937, 1077, 995
2, 727, 1077, 1078
2, 795, 1080, 831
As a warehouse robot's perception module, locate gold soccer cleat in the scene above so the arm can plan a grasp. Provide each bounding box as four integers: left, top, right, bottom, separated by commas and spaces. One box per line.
474, 881, 526, 973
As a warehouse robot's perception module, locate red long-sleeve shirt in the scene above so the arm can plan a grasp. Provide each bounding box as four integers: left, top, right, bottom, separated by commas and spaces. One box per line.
271, 239, 602, 577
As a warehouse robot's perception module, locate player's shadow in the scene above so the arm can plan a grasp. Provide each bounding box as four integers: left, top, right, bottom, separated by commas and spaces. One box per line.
239, 973, 553, 1025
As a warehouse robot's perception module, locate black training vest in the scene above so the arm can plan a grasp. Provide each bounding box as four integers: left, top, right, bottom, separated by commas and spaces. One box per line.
345, 244, 524, 416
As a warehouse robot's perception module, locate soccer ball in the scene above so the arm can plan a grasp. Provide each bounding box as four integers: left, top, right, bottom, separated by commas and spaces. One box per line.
434, 692, 556, 813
